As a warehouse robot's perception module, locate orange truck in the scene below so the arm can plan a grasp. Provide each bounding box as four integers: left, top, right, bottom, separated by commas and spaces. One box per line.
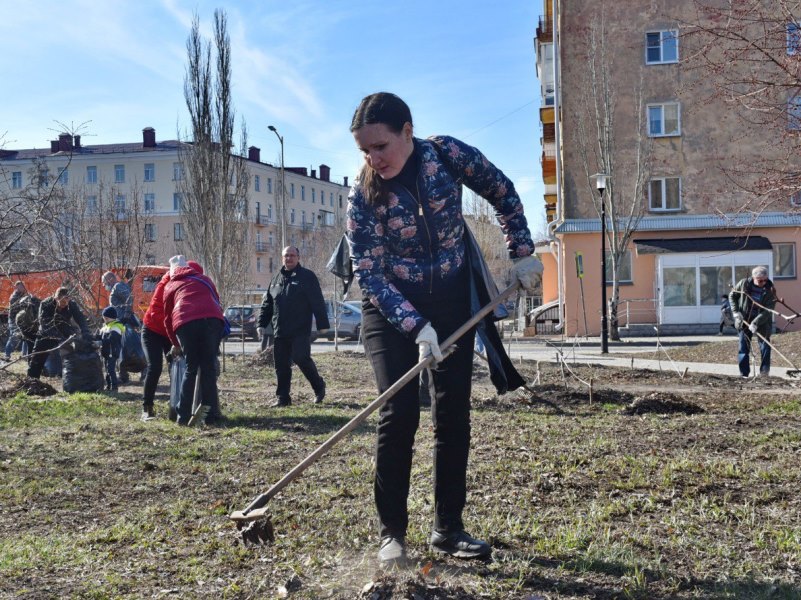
0, 265, 168, 326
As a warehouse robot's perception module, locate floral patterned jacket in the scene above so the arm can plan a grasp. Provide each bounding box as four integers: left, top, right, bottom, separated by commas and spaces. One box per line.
345, 135, 533, 337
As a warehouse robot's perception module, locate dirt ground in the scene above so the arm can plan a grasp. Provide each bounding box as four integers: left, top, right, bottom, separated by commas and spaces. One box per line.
0, 338, 799, 599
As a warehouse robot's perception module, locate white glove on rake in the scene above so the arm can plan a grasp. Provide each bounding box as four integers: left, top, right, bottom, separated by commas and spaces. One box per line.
415, 323, 443, 363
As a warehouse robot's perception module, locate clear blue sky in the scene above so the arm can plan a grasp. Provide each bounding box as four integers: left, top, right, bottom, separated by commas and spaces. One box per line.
0, 0, 546, 236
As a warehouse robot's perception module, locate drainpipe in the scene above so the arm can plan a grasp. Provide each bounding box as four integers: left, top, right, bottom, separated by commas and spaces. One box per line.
546, 0, 565, 333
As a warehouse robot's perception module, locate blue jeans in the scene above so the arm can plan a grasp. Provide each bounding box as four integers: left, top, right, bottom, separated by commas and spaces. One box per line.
738, 329, 771, 376
4, 323, 28, 358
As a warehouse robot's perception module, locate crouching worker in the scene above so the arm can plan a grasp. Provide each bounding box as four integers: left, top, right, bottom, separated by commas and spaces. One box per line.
28, 287, 91, 379
100, 306, 125, 392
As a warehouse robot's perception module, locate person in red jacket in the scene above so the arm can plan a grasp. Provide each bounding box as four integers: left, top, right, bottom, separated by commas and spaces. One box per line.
163, 255, 225, 425
140, 270, 171, 420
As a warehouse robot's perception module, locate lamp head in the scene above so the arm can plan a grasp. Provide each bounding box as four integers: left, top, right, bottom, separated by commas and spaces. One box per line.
593, 173, 609, 192
268, 125, 277, 132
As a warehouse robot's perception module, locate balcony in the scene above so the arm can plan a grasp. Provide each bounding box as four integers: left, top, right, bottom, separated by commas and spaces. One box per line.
540, 106, 555, 125
536, 15, 552, 42
541, 149, 556, 185
254, 241, 269, 252
255, 215, 270, 225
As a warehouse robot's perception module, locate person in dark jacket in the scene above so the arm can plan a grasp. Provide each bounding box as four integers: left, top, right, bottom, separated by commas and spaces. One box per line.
140, 271, 171, 420
99, 306, 124, 392
163, 256, 225, 425
347, 92, 539, 566
4, 281, 29, 360
729, 265, 778, 377
259, 245, 329, 407
27, 287, 91, 379
719, 294, 735, 335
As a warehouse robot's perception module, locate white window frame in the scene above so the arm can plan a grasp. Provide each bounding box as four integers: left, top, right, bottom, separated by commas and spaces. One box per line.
791, 191, 801, 207
291, 208, 296, 224
173, 162, 184, 181
144, 193, 156, 213
301, 185, 305, 201
57, 168, 68, 185
144, 163, 155, 182
647, 102, 681, 137
254, 174, 260, 192
256, 257, 262, 273
605, 250, 633, 284
11, 171, 22, 189
267, 177, 272, 193
86, 195, 98, 213
645, 29, 678, 65
648, 177, 682, 212
86, 166, 97, 184
173, 193, 183, 212
144, 223, 157, 242
290, 183, 295, 199
114, 164, 125, 183
773, 242, 796, 279
174, 222, 184, 241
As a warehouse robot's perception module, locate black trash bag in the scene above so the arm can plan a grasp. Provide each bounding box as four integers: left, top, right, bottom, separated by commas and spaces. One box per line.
119, 325, 147, 373
61, 344, 104, 393
168, 356, 186, 422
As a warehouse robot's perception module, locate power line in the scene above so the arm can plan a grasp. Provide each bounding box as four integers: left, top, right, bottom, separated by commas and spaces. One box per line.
464, 99, 537, 139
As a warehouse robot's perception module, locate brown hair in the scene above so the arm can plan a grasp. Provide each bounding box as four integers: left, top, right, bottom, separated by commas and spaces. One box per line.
350, 92, 413, 206
55, 287, 70, 299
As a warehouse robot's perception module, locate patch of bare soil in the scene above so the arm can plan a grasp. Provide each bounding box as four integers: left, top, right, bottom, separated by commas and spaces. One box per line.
622, 391, 704, 415
0, 376, 57, 398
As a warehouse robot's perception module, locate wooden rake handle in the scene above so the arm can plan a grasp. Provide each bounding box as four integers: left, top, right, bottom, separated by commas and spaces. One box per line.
230, 281, 521, 522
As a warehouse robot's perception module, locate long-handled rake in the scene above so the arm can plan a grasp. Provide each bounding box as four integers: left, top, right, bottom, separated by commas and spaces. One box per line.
741, 317, 801, 379
229, 282, 522, 544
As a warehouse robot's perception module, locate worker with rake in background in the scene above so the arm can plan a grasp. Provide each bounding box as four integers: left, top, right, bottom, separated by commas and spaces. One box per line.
729, 265, 778, 378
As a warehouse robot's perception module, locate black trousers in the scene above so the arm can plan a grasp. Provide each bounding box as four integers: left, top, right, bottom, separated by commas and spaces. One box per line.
175, 318, 223, 422
27, 336, 60, 379
141, 326, 172, 406
273, 335, 325, 401
362, 293, 475, 539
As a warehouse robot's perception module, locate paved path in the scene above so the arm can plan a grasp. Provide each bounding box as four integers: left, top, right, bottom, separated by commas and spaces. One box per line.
222, 334, 799, 381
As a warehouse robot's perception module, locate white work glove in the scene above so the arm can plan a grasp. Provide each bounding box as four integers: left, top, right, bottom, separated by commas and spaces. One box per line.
748, 322, 758, 334
415, 323, 443, 363
169, 345, 183, 358
511, 255, 541, 295
733, 312, 743, 330
257, 327, 264, 340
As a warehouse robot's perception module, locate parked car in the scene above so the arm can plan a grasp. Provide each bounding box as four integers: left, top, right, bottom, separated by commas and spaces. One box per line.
312, 300, 361, 341
224, 304, 261, 340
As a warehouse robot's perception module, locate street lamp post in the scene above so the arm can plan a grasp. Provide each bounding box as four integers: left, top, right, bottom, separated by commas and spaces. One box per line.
268, 125, 287, 249
594, 173, 609, 354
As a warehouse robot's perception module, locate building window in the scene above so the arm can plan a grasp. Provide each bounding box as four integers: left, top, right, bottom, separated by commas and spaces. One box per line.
173, 162, 184, 181
605, 250, 633, 283
86, 195, 98, 213
57, 168, 68, 185
788, 22, 801, 55
114, 164, 125, 183
144, 163, 155, 182
646, 30, 678, 64
86, 166, 97, 184
291, 208, 296, 224
788, 95, 801, 130
301, 185, 305, 201
648, 177, 681, 211
773, 242, 796, 279
269, 257, 274, 272
174, 223, 184, 240
290, 183, 295, 199
144, 193, 155, 212
302, 210, 306, 225
339, 195, 343, 208
144, 223, 157, 242
269, 231, 274, 245
173, 193, 183, 212
256, 257, 262, 273
254, 174, 260, 192
312, 188, 316, 203
648, 102, 681, 137
115, 194, 126, 218
330, 192, 334, 207
267, 177, 272, 193
11, 171, 22, 189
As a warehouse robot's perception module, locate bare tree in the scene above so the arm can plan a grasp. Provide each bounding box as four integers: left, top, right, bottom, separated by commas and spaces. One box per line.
681, 0, 801, 211
463, 189, 512, 287
574, 11, 653, 340
179, 9, 250, 307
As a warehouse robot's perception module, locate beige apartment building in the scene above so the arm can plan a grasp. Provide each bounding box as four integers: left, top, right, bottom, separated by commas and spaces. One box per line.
0, 128, 350, 301
535, 0, 801, 336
